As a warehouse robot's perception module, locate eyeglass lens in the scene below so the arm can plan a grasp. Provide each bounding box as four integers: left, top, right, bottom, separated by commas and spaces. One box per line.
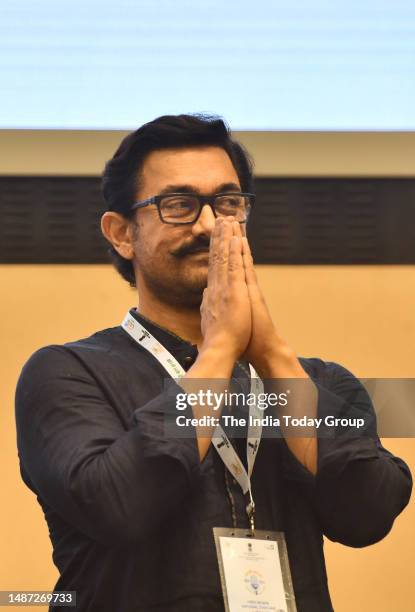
159, 194, 250, 223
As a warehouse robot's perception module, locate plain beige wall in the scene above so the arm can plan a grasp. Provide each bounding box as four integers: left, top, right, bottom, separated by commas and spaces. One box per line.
1, 129, 414, 610
1, 130, 415, 176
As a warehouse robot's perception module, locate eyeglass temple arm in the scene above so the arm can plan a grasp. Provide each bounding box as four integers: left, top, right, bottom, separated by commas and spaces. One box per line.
130, 196, 156, 212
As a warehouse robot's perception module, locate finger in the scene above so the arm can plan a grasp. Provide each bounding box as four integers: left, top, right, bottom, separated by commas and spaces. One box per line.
228, 235, 245, 287
241, 236, 257, 287
200, 288, 208, 312
213, 216, 234, 287
232, 220, 243, 239
207, 217, 223, 288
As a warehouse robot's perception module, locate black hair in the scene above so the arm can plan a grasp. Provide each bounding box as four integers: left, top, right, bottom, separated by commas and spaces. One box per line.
101, 113, 254, 286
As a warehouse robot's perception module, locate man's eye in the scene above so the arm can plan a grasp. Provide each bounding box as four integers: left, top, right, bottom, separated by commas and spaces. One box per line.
218, 196, 243, 208
163, 198, 194, 210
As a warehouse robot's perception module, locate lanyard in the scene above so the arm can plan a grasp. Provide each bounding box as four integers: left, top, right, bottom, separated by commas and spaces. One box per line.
121, 310, 265, 530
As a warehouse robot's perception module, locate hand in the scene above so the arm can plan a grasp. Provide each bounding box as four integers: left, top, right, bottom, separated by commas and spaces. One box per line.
238, 227, 317, 474
237, 226, 305, 378
199, 217, 251, 362
240, 232, 279, 370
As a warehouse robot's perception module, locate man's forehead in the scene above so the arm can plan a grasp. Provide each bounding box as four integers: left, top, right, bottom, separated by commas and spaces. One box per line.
138, 146, 240, 196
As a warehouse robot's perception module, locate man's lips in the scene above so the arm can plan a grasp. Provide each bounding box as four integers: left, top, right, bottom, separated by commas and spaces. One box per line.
172, 242, 210, 257
187, 247, 209, 255
186, 250, 210, 260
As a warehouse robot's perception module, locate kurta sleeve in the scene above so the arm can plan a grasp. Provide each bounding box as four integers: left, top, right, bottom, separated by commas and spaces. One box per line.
15, 345, 201, 548
281, 359, 412, 547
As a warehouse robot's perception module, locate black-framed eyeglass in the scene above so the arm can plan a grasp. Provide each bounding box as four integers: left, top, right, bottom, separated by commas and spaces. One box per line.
130, 192, 255, 224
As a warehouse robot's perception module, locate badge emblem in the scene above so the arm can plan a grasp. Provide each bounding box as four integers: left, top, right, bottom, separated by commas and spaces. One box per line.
244, 570, 265, 596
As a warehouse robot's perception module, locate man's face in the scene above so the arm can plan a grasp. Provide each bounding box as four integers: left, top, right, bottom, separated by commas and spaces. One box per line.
131, 146, 242, 307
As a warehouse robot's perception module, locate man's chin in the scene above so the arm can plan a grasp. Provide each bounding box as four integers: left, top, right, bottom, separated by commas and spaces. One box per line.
185, 274, 208, 295
181, 272, 208, 302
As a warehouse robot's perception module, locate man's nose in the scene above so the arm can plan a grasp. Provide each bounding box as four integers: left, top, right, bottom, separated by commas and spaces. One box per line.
191, 203, 216, 237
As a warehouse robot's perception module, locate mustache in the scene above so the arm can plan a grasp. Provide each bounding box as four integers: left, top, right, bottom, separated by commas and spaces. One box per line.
171, 237, 211, 258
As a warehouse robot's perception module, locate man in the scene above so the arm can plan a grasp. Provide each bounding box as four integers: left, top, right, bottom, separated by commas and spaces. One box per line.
15, 114, 412, 612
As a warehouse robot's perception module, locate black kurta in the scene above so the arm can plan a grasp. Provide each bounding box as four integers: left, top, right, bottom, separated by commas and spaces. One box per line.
15, 307, 412, 612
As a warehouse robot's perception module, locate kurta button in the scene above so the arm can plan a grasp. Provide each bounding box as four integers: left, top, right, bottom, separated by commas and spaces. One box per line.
232, 478, 237, 485
183, 356, 194, 365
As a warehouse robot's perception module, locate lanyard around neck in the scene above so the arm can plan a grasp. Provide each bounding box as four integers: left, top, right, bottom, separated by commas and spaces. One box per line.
121, 310, 264, 530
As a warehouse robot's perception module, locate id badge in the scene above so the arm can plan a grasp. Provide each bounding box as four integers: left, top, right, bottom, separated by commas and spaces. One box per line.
213, 528, 297, 612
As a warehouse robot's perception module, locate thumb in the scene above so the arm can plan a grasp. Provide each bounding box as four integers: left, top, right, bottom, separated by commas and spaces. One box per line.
200, 288, 208, 311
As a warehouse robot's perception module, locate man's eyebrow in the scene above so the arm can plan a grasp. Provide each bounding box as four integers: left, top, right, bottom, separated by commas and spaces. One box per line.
159, 184, 197, 195
158, 182, 242, 196
214, 182, 242, 193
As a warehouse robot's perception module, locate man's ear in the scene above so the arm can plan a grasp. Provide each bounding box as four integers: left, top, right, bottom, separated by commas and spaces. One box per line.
100, 212, 135, 260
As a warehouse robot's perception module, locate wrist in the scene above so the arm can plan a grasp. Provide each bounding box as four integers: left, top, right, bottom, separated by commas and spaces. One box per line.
252, 343, 307, 379
199, 338, 240, 363
194, 343, 237, 378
